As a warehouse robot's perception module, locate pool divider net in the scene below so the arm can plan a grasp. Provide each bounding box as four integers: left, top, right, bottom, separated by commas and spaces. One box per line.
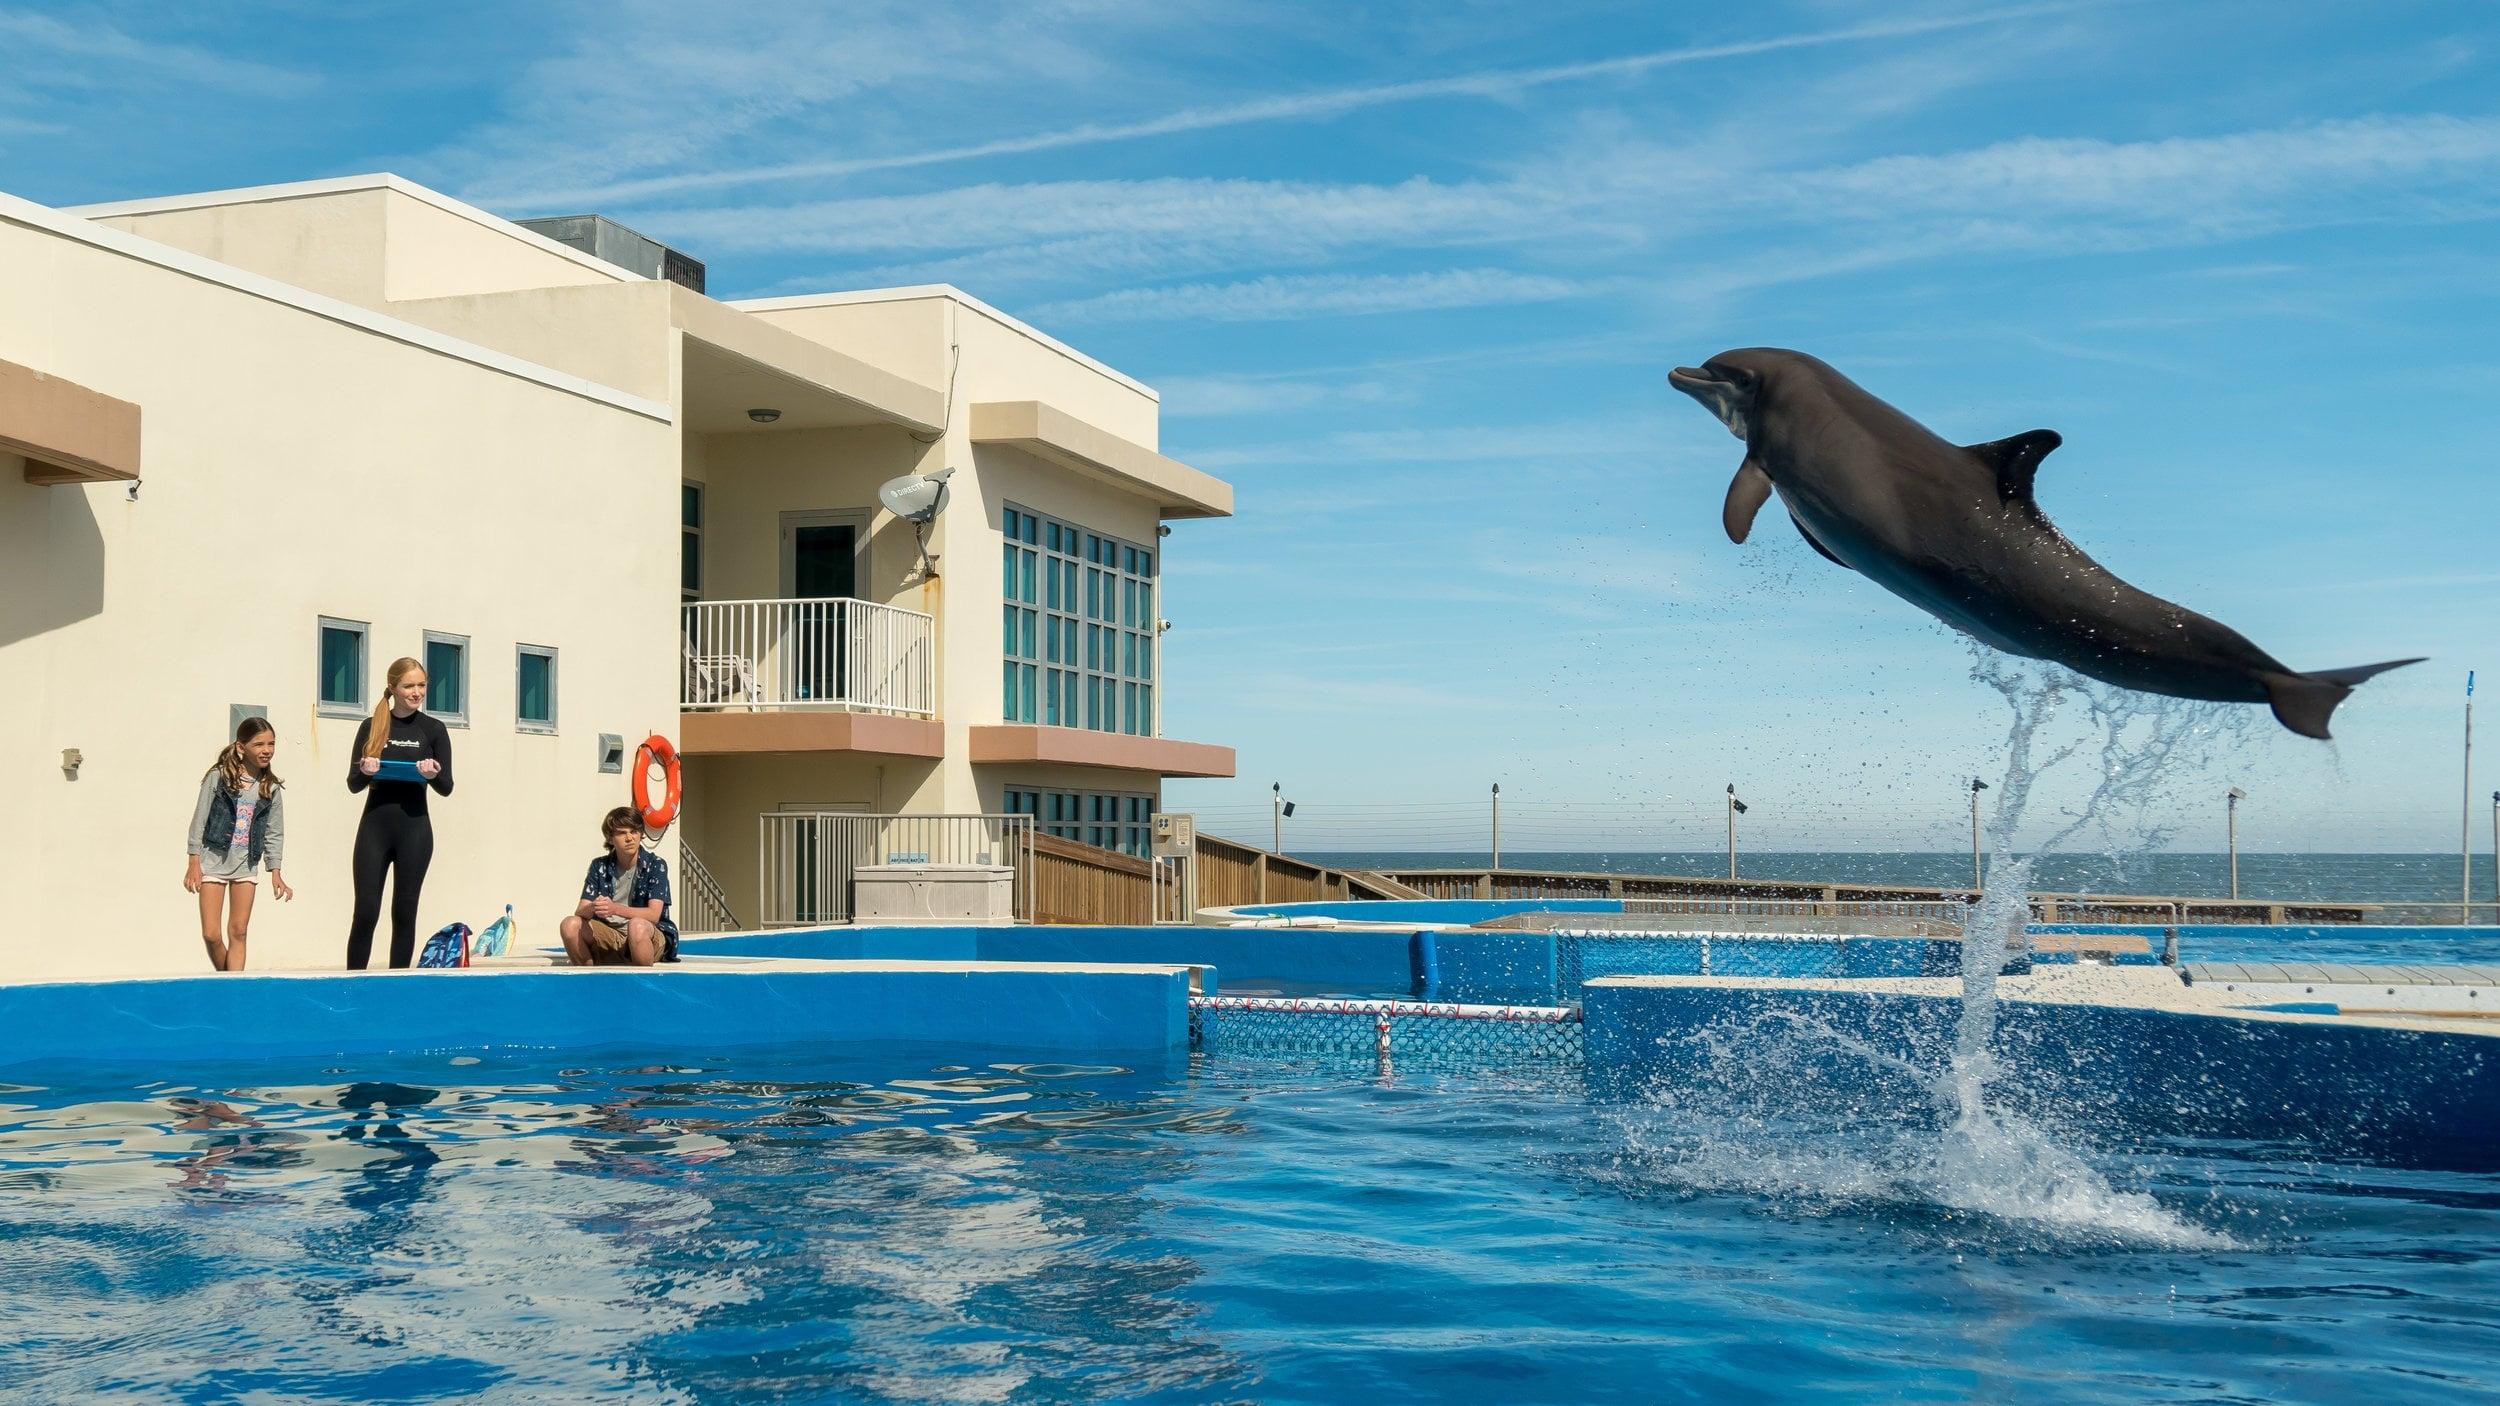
1188, 996, 1583, 1073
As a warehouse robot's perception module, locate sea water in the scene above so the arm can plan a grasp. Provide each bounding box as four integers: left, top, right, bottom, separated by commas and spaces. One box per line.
0, 1046, 2492, 1404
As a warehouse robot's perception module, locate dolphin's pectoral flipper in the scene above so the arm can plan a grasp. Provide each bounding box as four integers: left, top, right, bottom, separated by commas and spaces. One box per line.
1789, 513, 1850, 569
1722, 458, 1774, 543
1965, 429, 2063, 503
2261, 657, 2426, 740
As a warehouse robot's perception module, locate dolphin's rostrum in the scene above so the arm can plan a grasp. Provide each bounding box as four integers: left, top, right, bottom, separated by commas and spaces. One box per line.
1668, 348, 2418, 739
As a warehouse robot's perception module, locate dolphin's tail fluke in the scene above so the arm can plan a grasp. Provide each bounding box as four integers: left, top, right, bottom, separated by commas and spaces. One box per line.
2262, 658, 2425, 740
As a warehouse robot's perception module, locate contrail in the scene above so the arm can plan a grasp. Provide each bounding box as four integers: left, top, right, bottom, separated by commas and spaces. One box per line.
477, 3, 2102, 209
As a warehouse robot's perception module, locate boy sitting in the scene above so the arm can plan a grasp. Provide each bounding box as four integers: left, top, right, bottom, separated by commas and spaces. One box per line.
559, 807, 680, 967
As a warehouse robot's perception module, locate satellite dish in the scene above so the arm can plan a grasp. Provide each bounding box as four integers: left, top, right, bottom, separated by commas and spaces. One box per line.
878, 467, 955, 524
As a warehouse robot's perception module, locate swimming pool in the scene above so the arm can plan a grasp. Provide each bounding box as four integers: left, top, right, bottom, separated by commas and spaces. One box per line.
1, 1042, 2493, 1403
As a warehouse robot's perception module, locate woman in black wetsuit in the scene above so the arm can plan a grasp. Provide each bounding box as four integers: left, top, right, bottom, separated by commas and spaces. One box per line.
345, 656, 454, 969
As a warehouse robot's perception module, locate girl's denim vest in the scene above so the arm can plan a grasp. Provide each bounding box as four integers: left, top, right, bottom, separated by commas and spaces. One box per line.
201, 780, 277, 866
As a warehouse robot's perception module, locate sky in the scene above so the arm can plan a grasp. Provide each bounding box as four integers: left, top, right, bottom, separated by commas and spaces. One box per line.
4, 1, 2495, 854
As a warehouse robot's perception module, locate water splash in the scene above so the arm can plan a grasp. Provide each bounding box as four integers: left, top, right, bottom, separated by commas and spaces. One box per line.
1617, 653, 2250, 1249
1933, 653, 2242, 1243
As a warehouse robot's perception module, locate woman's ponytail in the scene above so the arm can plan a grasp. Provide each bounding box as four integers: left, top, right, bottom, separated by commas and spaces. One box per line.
365, 657, 424, 759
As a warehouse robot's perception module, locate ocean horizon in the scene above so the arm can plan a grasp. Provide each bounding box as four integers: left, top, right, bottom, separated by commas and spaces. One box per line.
1300, 850, 2498, 907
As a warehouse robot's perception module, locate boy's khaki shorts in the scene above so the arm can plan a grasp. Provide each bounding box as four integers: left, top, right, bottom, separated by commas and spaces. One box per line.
586, 916, 631, 956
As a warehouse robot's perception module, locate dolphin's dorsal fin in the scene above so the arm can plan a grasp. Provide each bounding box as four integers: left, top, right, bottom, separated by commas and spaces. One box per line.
1723, 457, 1773, 543
1965, 429, 2062, 502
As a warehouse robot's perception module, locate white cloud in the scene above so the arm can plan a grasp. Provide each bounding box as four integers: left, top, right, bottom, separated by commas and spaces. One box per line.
0, 11, 312, 92
1156, 373, 1401, 417
486, 1, 2098, 208
1189, 417, 1675, 469
1031, 267, 1582, 323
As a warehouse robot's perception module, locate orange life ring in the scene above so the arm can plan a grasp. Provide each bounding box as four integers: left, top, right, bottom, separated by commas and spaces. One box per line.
634, 734, 682, 830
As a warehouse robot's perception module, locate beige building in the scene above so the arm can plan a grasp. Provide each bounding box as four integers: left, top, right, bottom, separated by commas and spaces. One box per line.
1, 173, 1233, 980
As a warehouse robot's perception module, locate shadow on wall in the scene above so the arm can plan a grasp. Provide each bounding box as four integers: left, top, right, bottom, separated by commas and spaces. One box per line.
0, 466, 106, 648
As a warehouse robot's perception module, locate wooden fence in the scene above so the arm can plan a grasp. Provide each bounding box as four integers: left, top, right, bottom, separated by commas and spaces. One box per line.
1024, 832, 1423, 924
1029, 832, 1177, 926
1374, 867, 2377, 925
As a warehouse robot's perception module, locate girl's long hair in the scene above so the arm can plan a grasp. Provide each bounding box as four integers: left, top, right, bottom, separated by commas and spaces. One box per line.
209, 716, 282, 799
364, 657, 425, 759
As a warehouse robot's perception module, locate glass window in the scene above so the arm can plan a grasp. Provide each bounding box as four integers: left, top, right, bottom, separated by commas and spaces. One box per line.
423, 631, 469, 726
317, 617, 367, 716
1004, 504, 1158, 736
517, 645, 557, 733
681, 483, 704, 600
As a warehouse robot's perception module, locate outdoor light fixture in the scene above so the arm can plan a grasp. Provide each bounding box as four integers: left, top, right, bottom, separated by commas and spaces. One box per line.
2227, 786, 2249, 899
1969, 777, 1990, 889
746, 407, 781, 424
1725, 783, 1748, 881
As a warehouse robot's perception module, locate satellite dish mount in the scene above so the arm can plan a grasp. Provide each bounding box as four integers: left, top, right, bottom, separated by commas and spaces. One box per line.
878, 467, 956, 580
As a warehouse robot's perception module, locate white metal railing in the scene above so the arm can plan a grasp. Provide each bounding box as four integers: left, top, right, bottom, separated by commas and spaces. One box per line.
682, 598, 935, 716
758, 813, 1034, 927
676, 842, 740, 935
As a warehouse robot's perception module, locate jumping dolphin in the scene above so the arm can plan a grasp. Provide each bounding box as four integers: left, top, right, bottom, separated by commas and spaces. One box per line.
1667, 348, 2419, 739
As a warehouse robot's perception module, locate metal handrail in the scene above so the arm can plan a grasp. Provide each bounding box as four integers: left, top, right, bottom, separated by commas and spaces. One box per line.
676, 841, 740, 935
682, 597, 935, 716
757, 813, 1034, 926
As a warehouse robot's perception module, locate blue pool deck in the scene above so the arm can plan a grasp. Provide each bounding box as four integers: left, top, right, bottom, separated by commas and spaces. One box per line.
8, 901, 2496, 1164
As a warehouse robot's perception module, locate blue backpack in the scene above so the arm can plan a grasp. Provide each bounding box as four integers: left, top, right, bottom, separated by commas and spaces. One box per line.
416, 922, 472, 969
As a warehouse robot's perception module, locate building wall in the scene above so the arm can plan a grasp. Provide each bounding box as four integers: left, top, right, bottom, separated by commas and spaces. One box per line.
0, 199, 676, 981
377, 187, 628, 302
738, 297, 954, 391
676, 753, 946, 926
742, 290, 1162, 447
384, 282, 677, 402
88, 188, 394, 305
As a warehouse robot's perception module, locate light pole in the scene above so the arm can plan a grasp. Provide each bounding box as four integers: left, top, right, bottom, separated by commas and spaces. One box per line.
2464, 672, 2476, 924
1725, 783, 1748, 881
1968, 778, 1989, 890
1271, 782, 1294, 854
2490, 789, 2497, 924
2226, 786, 2247, 900
1490, 783, 1501, 870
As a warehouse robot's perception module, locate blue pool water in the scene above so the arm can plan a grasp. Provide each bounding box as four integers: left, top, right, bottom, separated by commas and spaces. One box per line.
1, 1044, 2493, 1402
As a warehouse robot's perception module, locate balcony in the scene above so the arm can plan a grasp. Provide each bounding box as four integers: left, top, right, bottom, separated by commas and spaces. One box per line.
680, 597, 943, 756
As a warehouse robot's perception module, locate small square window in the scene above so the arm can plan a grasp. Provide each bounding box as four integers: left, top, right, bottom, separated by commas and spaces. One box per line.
423, 631, 470, 726
517, 645, 557, 733
317, 617, 368, 716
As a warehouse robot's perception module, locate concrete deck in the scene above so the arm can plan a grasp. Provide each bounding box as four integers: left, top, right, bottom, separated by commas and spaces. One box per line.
1587, 963, 2500, 1038
0, 956, 1203, 1068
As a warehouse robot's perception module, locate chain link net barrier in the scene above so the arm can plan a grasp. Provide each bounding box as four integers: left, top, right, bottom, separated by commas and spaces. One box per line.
1556, 931, 1855, 987
1189, 996, 1583, 1072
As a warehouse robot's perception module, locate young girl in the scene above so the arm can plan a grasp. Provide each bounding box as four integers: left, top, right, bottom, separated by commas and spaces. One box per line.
184, 717, 292, 971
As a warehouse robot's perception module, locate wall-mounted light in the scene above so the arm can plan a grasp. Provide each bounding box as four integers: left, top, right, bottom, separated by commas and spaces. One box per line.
747, 407, 781, 424
61, 748, 82, 776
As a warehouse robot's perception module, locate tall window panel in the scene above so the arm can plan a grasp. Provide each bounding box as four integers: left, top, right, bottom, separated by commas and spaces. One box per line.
1004, 504, 1155, 735
1003, 788, 1155, 857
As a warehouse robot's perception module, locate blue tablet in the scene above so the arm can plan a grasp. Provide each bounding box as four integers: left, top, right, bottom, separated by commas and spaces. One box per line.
372, 758, 426, 783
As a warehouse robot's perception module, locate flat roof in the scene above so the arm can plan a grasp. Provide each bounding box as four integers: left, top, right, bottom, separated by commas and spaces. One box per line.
3, 185, 670, 421
970, 399, 1231, 520
734, 284, 1158, 403
65, 172, 643, 286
